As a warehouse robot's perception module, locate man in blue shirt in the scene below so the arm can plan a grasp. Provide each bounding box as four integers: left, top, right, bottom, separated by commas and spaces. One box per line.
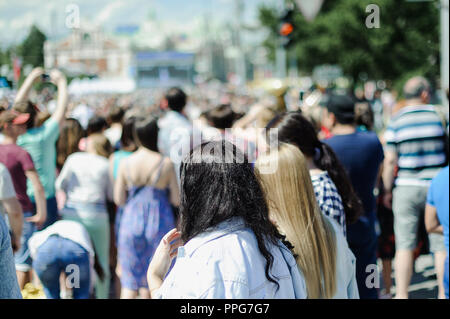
323, 93, 384, 299
425, 166, 449, 299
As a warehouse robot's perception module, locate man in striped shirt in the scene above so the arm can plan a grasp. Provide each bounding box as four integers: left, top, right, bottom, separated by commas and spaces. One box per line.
382, 76, 448, 299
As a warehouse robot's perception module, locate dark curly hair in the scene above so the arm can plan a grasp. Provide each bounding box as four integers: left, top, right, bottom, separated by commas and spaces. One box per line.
266, 112, 363, 224
179, 140, 284, 289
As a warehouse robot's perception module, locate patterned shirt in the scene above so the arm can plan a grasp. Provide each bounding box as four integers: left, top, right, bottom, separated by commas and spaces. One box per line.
384, 105, 447, 187
310, 171, 346, 237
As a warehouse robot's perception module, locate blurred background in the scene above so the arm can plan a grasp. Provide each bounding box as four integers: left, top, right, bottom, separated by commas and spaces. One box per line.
0, 0, 448, 117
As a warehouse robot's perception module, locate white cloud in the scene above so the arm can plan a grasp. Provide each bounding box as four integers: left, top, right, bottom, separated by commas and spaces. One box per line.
96, 0, 126, 25
0, 0, 266, 46
9, 11, 35, 30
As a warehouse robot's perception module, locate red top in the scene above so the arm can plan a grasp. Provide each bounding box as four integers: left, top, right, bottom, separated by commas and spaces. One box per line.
0, 144, 35, 212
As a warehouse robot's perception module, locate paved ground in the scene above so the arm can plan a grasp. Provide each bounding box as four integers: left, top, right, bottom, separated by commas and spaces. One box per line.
378, 254, 439, 299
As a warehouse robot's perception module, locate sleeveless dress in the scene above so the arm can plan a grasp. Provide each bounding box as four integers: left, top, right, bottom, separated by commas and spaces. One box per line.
112, 150, 133, 245
118, 158, 176, 290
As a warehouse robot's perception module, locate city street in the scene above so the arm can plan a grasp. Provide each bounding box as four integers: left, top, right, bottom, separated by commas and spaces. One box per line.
379, 254, 440, 299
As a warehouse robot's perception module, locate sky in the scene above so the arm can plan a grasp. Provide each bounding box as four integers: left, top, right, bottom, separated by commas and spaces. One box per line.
0, 0, 279, 47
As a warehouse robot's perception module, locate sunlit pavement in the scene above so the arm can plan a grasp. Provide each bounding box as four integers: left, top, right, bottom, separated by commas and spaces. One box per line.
378, 254, 439, 299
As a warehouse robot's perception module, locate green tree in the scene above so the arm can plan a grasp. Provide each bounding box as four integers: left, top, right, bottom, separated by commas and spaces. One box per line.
19, 25, 47, 67
0, 47, 14, 67
258, 0, 440, 91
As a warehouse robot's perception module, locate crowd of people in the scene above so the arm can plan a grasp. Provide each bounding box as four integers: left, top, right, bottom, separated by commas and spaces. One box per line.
0, 66, 448, 299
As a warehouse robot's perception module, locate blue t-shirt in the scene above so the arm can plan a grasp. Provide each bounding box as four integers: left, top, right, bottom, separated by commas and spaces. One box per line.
324, 131, 384, 226
426, 166, 449, 254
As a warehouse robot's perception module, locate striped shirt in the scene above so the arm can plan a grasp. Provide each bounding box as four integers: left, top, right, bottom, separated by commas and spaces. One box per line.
384, 105, 447, 187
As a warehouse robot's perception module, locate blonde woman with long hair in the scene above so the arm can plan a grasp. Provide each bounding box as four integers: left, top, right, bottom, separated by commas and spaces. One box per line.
255, 143, 359, 299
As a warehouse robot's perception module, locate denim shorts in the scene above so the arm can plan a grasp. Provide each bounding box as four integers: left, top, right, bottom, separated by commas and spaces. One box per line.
392, 185, 446, 252
5, 211, 37, 272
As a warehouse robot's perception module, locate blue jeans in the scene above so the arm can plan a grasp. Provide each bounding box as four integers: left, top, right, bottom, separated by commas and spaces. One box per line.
8, 211, 37, 272
0, 214, 22, 299
346, 215, 379, 299
61, 202, 110, 299
32, 235, 91, 299
444, 255, 449, 299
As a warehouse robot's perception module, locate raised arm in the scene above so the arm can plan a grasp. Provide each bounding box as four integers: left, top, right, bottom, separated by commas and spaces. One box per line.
14, 67, 45, 105
48, 69, 68, 125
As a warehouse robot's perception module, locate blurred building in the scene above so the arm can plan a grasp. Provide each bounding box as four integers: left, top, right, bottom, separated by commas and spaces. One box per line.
44, 28, 133, 78
135, 51, 195, 88
44, 18, 265, 87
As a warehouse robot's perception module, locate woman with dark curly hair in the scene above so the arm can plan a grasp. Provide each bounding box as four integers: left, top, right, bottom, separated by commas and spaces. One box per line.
146, 140, 306, 299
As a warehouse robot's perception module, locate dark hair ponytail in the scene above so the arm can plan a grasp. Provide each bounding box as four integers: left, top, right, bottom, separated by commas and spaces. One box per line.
267, 112, 363, 224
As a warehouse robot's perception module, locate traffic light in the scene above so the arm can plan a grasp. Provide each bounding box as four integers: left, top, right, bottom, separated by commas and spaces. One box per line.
279, 8, 295, 48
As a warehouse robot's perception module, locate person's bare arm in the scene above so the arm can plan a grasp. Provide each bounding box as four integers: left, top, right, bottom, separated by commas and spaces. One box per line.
114, 163, 127, 207
14, 67, 44, 105
48, 69, 68, 125
425, 204, 444, 234
25, 170, 47, 228
376, 163, 383, 186
166, 161, 180, 207
382, 150, 397, 190
382, 150, 397, 209
109, 154, 116, 182
1, 197, 23, 252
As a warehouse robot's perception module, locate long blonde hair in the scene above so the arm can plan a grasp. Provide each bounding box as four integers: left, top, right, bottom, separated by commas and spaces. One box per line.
255, 143, 337, 299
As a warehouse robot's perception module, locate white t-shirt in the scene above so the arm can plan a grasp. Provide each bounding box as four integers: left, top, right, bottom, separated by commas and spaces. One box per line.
0, 163, 16, 200
55, 152, 113, 206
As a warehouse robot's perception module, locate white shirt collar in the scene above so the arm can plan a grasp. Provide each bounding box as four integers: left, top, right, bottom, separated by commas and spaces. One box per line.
179, 217, 247, 258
